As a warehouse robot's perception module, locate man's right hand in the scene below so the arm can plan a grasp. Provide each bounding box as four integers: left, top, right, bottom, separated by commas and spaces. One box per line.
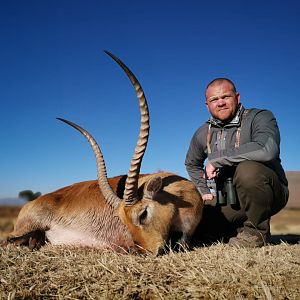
205, 161, 217, 179
202, 194, 214, 201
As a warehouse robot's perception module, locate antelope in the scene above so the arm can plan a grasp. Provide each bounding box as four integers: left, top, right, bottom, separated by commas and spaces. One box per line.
7, 51, 203, 255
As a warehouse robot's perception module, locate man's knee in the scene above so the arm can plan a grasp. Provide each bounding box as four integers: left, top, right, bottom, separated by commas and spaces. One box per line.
234, 161, 270, 188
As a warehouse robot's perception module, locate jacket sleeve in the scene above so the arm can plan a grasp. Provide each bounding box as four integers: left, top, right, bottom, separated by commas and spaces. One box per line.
185, 126, 211, 195
209, 110, 280, 168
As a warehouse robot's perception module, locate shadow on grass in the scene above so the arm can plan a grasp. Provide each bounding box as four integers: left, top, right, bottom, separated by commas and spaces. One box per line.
191, 206, 300, 247
270, 234, 300, 245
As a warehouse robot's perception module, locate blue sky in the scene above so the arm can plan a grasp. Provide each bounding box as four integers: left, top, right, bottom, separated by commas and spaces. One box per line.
1, 0, 300, 198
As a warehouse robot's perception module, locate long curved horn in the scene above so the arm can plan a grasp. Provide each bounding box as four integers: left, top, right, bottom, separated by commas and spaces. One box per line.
104, 51, 150, 206
57, 118, 122, 209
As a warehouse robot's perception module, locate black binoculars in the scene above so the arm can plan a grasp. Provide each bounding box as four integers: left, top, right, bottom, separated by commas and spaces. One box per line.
215, 168, 237, 206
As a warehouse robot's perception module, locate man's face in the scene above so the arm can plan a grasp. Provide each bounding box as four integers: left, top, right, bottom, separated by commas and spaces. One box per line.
205, 81, 240, 122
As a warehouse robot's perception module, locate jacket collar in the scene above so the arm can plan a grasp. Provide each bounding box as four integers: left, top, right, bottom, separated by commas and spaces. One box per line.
207, 104, 245, 127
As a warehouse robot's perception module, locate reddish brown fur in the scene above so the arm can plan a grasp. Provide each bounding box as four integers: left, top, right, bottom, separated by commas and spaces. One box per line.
9, 172, 203, 254
8, 53, 204, 254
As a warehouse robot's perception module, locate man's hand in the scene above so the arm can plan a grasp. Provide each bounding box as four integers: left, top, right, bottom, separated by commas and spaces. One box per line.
205, 161, 217, 179
202, 194, 214, 201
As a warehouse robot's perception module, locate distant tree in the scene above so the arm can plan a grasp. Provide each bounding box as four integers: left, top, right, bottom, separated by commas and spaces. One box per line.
19, 190, 42, 201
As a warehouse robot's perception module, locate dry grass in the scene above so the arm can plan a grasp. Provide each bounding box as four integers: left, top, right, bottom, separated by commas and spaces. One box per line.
0, 206, 20, 240
1, 205, 300, 299
1, 243, 300, 299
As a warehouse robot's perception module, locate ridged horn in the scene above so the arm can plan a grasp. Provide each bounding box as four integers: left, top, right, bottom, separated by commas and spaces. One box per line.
56, 118, 122, 209
104, 51, 150, 206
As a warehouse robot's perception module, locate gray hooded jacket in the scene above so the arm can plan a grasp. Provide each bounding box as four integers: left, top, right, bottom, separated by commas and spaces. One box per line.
185, 104, 288, 195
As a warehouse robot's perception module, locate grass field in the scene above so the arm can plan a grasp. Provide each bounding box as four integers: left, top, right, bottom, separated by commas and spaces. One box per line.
1, 205, 300, 299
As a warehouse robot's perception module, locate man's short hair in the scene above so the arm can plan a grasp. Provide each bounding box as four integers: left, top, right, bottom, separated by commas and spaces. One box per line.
206, 78, 237, 93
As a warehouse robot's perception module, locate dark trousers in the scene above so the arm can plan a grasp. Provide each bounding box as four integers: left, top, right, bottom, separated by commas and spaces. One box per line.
194, 161, 289, 244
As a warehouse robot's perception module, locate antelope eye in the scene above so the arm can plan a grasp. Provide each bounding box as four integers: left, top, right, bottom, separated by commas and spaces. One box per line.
139, 208, 148, 225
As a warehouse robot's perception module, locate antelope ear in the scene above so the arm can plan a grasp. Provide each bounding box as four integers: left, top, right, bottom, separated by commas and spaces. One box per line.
143, 176, 163, 200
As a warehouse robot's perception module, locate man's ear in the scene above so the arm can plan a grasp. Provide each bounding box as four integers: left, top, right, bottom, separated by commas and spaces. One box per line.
205, 100, 210, 112
143, 176, 163, 200
236, 92, 241, 104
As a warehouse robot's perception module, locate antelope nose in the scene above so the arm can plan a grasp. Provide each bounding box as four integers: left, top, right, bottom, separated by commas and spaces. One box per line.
156, 245, 167, 256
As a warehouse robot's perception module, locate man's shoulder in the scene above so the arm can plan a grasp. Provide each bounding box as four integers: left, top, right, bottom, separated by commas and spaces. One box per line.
194, 122, 209, 134
242, 108, 278, 130
191, 123, 209, 142
243, 107, 275, 119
